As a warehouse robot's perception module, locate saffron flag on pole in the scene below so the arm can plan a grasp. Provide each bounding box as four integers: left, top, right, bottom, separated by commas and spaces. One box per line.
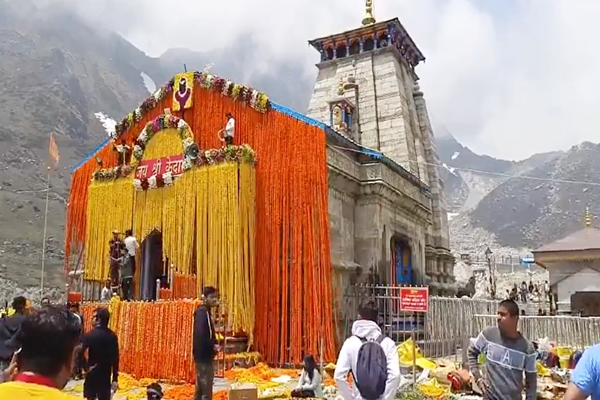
48, 133, 59, 169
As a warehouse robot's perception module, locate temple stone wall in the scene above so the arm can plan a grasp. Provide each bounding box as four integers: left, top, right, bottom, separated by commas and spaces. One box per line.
307, 48, 425, 177
326, 147, 455, 295
414, 85, 450, 249
307, 19, 455, 306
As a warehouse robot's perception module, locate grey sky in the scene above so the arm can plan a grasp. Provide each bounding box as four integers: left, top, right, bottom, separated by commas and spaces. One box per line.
62, 0, 600, 161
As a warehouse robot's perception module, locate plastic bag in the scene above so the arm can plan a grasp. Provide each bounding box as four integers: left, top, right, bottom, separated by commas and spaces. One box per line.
397, 338, 437, 370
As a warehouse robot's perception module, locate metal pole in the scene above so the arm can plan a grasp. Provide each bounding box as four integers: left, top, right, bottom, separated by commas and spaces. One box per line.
411, 326, 417, 389
40, 167, 51, 300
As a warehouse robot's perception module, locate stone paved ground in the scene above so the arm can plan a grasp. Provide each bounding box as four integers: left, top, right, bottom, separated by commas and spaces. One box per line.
64, 377, 232, 399
63, 376, 304, 399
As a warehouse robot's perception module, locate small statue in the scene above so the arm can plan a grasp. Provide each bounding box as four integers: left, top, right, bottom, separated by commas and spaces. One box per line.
337, 78, 345, 96
219, 112, 235, 146
332, 105, 348, 133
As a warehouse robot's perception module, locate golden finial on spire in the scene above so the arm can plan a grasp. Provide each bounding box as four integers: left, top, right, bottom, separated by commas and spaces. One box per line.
362, 0, 376, 26
585, 207, 593, 227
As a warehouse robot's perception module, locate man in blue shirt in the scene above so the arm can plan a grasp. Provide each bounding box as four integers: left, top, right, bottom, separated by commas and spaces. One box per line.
565, 345, 600, 400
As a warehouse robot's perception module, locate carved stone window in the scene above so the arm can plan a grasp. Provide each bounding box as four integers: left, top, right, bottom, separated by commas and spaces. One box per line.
329, 99, 355, 138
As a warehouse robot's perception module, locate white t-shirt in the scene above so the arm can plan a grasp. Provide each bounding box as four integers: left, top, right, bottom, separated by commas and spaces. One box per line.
124, 236, 139, 256
225, 118, 235, 138
101, 287, 111, 301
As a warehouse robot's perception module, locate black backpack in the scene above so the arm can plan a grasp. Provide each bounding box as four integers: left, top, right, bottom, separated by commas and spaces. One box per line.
351, 335, 388, 400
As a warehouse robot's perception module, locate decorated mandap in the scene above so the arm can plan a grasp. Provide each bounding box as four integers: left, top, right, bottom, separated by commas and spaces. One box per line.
65, 71, 336, 366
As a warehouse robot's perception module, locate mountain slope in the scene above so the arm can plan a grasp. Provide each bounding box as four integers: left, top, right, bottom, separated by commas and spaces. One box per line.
0, 2, 158, 292
470, 142, 600, 248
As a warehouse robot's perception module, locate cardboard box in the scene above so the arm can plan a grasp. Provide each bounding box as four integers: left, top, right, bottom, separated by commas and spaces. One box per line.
229, 384, 258, 400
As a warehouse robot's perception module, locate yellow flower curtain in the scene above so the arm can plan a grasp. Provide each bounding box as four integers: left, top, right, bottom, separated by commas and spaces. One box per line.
83, 150, 257, 336
196, 162, 256, 339
84, 178, 135, 281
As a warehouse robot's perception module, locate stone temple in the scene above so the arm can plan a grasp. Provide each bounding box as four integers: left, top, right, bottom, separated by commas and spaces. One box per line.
306, 4, 455, 296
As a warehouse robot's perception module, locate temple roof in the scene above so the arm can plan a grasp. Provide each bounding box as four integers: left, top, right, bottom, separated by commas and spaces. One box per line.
72, 72, 430, 196
308, 17, 425, 65
534, 227, 600, 253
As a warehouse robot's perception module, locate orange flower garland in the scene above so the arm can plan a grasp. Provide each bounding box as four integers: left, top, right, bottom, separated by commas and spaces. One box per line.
82, 300, 199, 383
67, 76, 336, 364
173, 273, 196, 299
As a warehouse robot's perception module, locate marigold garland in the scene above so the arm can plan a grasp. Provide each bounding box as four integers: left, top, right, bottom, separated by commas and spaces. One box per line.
195, 162, 256, 341
173, 273, 197, 299
67, 76, 336, 365
83, 179, 134, 280
111, 72, 271, 140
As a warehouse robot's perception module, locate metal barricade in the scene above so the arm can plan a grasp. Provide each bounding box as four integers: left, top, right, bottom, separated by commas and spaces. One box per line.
343, 284, 577, 360
473, 314, 600, 349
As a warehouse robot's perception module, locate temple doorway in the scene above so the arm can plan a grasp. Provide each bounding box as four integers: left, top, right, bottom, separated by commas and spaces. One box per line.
391, 237, 413, 286
140, 229, 163, 300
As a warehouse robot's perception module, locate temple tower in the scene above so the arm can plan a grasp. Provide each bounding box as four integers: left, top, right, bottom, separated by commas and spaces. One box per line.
306, 3, 425, 177
308, 1, 454, 292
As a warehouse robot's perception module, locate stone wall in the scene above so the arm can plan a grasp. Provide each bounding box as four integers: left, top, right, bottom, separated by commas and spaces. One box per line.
307, 48, 425, 178
326, 146, 454, 296
308, 39, 456, 299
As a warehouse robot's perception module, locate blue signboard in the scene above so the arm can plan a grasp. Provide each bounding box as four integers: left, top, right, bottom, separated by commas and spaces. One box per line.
520, 253, 534, 266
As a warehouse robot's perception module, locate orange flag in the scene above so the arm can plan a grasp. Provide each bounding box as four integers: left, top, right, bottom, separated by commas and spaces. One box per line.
48, 133, 59, 168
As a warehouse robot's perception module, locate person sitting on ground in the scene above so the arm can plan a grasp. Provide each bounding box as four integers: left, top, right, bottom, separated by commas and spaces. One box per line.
334, 299, 400, 400
0, 306, 81, 399
146, 382, 164, 400
292, 355, 323, 398
0, 296, 27, 371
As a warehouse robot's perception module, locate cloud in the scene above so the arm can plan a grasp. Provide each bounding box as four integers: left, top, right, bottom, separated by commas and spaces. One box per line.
53, 0, 600, 160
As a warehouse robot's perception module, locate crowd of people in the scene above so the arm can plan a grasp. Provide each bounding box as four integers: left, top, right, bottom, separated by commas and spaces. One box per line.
108, 229, 139, 301
506, 280, 550, 303
0, 296, 163, 400
3, 288, 596, 400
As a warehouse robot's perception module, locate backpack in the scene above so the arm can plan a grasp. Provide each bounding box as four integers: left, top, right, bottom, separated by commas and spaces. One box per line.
351, 335, 388, 400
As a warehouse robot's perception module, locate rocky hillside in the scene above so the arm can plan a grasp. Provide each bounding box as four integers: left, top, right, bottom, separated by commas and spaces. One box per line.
471, 142, 600, 248
0, 1, 314, 300
437, 133, 597, 257
0, 1, 153, 297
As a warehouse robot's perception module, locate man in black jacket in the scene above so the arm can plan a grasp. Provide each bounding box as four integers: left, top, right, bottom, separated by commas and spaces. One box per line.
79, 307, 119, 400
0, 296, 27, 370
193, 286, 219, 400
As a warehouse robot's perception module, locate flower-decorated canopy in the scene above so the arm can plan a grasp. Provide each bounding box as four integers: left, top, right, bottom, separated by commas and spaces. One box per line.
65, 71, 337, 365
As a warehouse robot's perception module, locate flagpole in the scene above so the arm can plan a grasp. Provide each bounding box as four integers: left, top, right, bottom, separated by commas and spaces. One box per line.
40, 166, 51, 300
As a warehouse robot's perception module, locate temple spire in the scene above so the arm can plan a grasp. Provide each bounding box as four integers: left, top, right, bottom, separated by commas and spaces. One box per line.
585, 207, 592, 227
361, 0, 376, 26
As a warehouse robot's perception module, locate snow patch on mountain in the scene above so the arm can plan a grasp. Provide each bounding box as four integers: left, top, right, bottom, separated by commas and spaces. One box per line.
140, 71, 156, 94
442, 163, 457, 176
94, 112, 116, 137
